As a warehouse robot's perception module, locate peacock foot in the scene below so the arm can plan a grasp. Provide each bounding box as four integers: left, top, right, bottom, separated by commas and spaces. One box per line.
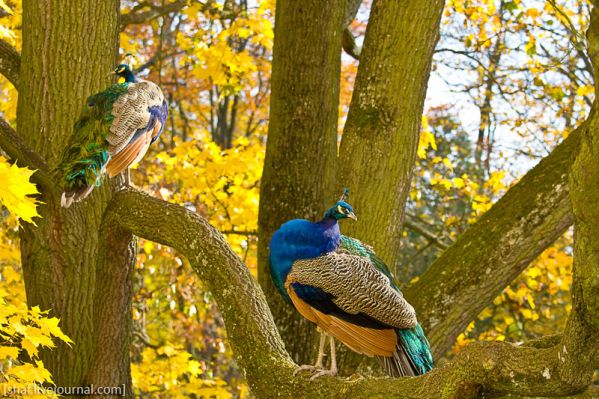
309, 367, 338, 380
293, 364, 324, 376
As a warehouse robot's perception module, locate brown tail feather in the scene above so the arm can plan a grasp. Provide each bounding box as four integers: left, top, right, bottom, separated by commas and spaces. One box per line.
375, 340, 417, 377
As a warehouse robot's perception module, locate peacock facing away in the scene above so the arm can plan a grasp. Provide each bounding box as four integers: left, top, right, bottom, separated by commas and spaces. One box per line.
59, 60, 168, 207
269, 190, 433, 379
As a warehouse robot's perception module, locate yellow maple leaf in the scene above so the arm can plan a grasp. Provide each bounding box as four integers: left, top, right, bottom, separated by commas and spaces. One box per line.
21, 338, 39, 358
0, 0, 12, 14
0, 157, 41, 225
37, 317, 74, 345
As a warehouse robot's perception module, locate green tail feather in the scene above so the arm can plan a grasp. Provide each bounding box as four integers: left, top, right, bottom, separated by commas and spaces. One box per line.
59, 83, 129, 206
397, 324, 434, 374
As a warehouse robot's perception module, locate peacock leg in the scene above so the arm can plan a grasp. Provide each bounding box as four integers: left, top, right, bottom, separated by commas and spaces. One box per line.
309, 336, 338, 380
293, 332, 326, 375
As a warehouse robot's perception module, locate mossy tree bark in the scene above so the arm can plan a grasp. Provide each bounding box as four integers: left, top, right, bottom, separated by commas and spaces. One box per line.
0, 38, 20, 89
14, 0, 135, 394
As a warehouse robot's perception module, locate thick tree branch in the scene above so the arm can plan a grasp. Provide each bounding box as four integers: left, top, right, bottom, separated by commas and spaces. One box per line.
0, 117, 56, 195
406, 127, 579, 359
0, 37, 20, 89
104, 188, 293, 397
105, 188, 598, 398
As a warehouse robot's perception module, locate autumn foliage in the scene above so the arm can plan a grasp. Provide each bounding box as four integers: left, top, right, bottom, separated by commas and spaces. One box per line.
0, 0, 595, 396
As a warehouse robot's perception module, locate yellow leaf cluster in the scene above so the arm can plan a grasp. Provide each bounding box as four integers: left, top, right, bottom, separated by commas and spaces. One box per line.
139, 136, 263, 272
0, 290, 72, 398
454, 237, 573, 353
132, 345, 233, 399
418, 115, 437, 159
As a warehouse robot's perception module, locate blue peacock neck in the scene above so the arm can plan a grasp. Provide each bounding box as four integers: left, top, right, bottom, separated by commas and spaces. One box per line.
315, 216, 341, 253
122, 70, 137, 83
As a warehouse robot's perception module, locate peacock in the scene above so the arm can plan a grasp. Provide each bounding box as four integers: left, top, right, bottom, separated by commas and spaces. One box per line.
269, 190, 433, 379
59, 58, 168, 207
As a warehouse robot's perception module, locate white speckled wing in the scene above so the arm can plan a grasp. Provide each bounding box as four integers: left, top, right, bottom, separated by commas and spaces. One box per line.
288, 252, 418, 329
108, 80, 165, 155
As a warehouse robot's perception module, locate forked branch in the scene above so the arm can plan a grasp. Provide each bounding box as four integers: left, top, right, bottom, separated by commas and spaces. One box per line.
103, 187, 598, 398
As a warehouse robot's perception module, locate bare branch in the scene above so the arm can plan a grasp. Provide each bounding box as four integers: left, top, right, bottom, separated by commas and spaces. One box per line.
342, 28, 361, 60
403, 217, 452, 250
120, 0, 238, 29
342, 0, 362, 59
219, 229, 257, 236
0, 38, 20, 89
120, 0, 188, 28
0, 117, 56, 195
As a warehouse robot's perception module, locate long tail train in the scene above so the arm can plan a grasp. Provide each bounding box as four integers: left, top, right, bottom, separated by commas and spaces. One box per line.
60, 146, 109, 208
376, 324, 434, 377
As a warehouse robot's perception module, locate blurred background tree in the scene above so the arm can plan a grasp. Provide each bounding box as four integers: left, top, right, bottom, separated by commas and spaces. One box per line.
0, 0, 595, 397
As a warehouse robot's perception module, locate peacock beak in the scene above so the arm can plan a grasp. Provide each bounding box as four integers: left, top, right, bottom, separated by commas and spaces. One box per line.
347, 211, 357, 221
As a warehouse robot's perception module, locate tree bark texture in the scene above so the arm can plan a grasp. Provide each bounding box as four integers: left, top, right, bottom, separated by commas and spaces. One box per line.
337, 0, 445, 274
257, 0, 344, 365
16, 0, 134, 393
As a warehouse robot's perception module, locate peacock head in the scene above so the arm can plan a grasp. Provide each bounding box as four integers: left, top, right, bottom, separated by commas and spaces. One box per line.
324, 189, 357, 221
111, 64, 136, 83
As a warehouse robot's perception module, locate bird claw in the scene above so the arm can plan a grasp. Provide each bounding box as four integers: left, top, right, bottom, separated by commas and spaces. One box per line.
309, 368, 338, 380
293, 364, 323, 376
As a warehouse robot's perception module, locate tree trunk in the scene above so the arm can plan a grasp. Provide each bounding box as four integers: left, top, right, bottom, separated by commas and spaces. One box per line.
257, 0, 344, 364
337, 0, 444, 274
16, 0, 133, 394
